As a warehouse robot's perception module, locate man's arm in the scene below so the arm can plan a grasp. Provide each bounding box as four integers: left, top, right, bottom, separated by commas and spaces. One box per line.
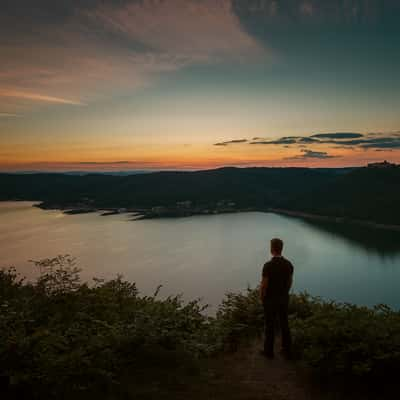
287, 262, 294, 292
260, 263, 269, 301
260, 276, 268, 301
288, 274, 293, 291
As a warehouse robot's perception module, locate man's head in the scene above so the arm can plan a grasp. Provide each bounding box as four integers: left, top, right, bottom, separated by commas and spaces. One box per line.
270, 238, 283, 256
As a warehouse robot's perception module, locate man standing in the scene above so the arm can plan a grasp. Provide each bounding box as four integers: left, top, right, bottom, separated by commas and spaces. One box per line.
260, 238, 293, 359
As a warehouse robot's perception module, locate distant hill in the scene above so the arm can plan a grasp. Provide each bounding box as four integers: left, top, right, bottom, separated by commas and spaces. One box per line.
1, 165, 399, 225
288, 166, 400, 225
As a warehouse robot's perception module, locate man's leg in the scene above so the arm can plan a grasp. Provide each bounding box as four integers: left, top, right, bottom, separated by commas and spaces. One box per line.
278, 301, 292, 357
263, 302, 276, 357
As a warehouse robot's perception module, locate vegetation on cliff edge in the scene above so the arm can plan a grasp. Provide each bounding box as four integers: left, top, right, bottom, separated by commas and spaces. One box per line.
1, 256, 400, 398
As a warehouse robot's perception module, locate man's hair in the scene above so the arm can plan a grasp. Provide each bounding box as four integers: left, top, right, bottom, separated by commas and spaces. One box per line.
270, 238, 283, 254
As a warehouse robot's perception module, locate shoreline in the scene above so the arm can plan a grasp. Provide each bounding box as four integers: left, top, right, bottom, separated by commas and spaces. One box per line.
267, 207, 400, 232
30, 201, 400, 232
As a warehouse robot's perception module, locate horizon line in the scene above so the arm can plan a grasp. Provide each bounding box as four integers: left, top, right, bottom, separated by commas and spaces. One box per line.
0, 164, 382, 174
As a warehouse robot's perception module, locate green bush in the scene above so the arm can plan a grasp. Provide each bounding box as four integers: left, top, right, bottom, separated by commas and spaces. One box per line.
215, 287, 264, 350
2, 257, 400, 398
214, 287, 400, 381
0, 257, 217, 398
291, 299, 400, 379
213, 289, 318, 348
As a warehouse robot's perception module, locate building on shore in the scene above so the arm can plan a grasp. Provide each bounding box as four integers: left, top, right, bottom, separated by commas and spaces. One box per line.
367, 160, 397, 168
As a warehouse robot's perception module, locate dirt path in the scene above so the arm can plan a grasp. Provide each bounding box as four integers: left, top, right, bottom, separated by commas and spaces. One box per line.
194, 338, 325, 400
124, 338, 369, 400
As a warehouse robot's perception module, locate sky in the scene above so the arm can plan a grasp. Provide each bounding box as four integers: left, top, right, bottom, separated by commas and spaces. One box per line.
1, 0, 400, 171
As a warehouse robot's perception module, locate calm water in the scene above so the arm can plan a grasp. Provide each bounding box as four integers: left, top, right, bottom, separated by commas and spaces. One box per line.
1, 201, 400, 311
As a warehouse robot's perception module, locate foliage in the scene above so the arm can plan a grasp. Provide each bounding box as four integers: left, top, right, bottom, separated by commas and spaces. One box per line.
215, 287, 264, 350
214, 287, 400, 381
0, 257, 217, 398
291, 298, 400, 379
2, 258, 400, 398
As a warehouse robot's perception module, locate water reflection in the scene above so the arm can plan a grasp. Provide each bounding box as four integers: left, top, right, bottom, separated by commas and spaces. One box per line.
299, 218, 400, 257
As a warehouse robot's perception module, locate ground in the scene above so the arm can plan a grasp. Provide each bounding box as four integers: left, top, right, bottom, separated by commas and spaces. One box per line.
121, 338, 350, 400
191, 339, 324, 400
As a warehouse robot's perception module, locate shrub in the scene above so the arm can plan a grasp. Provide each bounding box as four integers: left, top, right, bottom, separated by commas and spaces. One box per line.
2, 258, 400, 398
214, 287, 400, 381
291, 299, 400, 380
0, 257, 217, 398
215, 287, 264, 350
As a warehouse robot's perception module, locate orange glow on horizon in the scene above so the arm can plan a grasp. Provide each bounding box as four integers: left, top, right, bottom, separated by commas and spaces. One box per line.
1, 149, 398, 171
1, 128, 399, 171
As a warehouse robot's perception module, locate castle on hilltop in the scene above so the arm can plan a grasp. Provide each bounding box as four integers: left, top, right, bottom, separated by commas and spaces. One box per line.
367, 160, 397, 168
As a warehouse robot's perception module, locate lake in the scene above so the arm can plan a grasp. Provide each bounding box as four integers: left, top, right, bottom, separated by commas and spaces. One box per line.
1, 201, 400, 311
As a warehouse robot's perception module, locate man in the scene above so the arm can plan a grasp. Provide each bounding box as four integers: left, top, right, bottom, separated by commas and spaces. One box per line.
260, 238, 293, 359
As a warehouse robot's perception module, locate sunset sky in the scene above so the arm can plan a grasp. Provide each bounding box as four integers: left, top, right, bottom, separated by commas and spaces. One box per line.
1, 0, 400, 171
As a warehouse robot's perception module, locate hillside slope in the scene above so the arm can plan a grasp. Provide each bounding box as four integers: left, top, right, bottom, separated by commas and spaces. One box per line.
1, 166, 399, 224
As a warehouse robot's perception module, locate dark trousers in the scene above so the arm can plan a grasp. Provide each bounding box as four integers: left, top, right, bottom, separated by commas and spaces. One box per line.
263, 298, 291, 356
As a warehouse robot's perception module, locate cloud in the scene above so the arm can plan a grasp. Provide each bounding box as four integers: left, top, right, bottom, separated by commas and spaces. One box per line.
286, 149, 340, 160
302, 150, 338, 159
298, 137, 320, 143
361, 139, 400, 149
311, 132, 364, 139
0, 112, 19, 117
214, 139, 248, 146
0, 89, 84, 106
0, 31, 187, 111
231, 0, 395, 27
324, 135, 400, 149
88, 0, 266, 62
249, 136, 319, 145
0, 0, 267, 113
247, 132, 400, 150
250, 137, 297, 145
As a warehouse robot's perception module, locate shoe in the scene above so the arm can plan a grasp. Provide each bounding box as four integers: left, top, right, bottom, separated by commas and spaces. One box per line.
259, 350, 274, 359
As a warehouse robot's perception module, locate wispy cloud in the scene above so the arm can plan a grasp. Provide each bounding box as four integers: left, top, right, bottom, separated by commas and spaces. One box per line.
0, 0, 267, 113
0, 89, 84, 106
361, 139, 400, 149
232, 0, 387, 26
249, 136, 319, 145
214, 139, 248, 146
244, 132, 400, 150
0, 112, 19, 117
88, 0, 266, 62
0, 36, 183, 112
214, 131, 400, 157
320, 133, 400, 149
285, 149, 340, 160
311, 132, 364, 139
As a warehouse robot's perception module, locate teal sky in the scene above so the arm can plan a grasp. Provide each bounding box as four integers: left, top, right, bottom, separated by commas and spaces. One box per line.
1, 0, 400, 170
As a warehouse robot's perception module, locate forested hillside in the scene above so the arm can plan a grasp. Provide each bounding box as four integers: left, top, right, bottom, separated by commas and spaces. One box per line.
1, 166, 399, 224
